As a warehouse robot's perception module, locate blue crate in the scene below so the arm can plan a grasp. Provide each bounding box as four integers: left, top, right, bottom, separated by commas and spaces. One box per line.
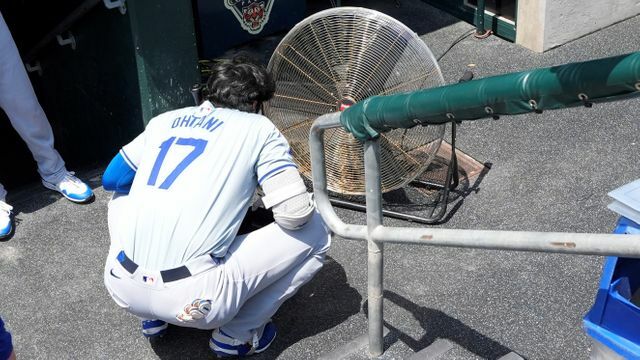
583, 217, 640, 359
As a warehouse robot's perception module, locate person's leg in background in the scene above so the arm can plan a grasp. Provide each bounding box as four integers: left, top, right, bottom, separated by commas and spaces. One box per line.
0, 183, 11, 239
0, 11, 92, 204
0, 12, 65, 182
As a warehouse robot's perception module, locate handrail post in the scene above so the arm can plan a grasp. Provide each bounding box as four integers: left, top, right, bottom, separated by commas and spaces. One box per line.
309, 111, 640, 359
310, 113, 369, 240
364, 139, 384, 357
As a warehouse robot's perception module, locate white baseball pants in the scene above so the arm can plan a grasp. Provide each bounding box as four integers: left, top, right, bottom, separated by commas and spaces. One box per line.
0, 12, 66, 200
104, 211, 331, 342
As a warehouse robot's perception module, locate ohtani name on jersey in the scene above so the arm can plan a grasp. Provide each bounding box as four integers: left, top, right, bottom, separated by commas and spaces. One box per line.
171, 115, 224, 132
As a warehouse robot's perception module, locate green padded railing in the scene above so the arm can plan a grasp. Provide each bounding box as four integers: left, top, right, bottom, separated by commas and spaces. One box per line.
341, 51, 640, 141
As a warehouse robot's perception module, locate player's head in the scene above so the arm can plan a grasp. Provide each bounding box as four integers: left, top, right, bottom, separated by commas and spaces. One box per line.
205, 56, 275, 113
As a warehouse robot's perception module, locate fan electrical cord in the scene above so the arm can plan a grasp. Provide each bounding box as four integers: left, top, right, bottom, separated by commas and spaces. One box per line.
436, 29, 476, 62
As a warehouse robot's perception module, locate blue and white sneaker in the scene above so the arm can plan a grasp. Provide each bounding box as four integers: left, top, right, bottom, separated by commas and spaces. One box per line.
42, 171, 94, 203
0, 201, 13, 239
209, 321, 277, 357
141, 319, 168, 338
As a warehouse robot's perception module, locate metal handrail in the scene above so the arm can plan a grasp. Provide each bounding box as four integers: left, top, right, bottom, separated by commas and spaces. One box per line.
24, 0, 103, 63
309, 112, 640, 357
310, 112, 368, 241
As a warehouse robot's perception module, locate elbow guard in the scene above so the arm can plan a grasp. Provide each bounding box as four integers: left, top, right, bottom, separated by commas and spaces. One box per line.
261, 169, 315, 230
272, 193, 314, 230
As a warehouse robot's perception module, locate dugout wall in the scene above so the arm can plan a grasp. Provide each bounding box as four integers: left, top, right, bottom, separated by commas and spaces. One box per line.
0, 0, 199, 189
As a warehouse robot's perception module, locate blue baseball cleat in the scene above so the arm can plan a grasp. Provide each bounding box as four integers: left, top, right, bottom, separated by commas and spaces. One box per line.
42, 171, 94, 203
209, 321, 277, 357
141, 319, 168, 338
0, 201, 13, 239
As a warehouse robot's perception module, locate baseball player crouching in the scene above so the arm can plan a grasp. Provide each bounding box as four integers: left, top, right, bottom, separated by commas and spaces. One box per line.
102, 56, 331, 356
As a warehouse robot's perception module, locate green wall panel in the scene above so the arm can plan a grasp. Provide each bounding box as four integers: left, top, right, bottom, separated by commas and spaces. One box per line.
420, 0, 516, 41
127, 0, 200, 123
34, 5, 142, 169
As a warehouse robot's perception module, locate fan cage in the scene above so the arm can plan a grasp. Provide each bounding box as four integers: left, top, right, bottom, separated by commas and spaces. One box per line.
265, 7, 445, 195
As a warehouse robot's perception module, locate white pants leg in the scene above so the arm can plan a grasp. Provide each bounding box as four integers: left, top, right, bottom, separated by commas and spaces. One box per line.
104, 211, 331, 339
0, 12, 66, 183
216, 211, 331, 341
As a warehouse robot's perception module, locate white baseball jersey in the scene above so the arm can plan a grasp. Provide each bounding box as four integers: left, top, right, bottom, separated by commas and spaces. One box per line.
109, 101, 297, 270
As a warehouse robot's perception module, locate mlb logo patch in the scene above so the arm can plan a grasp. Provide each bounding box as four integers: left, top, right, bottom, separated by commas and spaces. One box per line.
142, 275, 155, 285
196, 103, 213, 117
224, 0, 274, 34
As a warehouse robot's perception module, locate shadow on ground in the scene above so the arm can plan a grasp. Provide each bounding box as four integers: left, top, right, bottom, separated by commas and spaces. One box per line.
5, 167, 103, 211
150, 255, 361, 359
0, 167, 104, 242
364, 290, 514, 359
342, 0, 460, 38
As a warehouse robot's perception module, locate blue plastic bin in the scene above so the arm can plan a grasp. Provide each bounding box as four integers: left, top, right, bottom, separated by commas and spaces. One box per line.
583, 217, 640, 359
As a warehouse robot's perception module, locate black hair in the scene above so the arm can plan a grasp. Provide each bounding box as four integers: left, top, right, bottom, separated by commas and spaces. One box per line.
205, 56, 275, 113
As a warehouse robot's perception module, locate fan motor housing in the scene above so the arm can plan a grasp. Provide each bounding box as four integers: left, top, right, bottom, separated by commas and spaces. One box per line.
338, 96, 356, 111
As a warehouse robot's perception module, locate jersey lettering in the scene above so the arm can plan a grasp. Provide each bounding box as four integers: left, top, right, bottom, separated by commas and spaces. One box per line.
115, 104, 294, 268
171, 114, 224, 132
147, 137, 208, 190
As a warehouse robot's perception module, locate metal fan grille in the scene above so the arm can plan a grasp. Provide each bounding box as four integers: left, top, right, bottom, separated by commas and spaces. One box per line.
265, 7, 445, 195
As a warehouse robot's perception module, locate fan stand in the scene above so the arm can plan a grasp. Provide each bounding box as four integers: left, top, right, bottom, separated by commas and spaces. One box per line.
327, 69, 475, 224
329, 121, 459, 224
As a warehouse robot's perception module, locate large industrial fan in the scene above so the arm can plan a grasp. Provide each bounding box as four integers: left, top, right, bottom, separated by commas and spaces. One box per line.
264, 7, 448, 196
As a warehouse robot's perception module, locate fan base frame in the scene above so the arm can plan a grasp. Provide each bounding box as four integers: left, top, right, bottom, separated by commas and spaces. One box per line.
329, 122, 460, 224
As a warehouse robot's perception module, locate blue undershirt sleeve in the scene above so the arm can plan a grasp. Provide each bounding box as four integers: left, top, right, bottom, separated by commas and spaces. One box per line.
102, 153, 137, 194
